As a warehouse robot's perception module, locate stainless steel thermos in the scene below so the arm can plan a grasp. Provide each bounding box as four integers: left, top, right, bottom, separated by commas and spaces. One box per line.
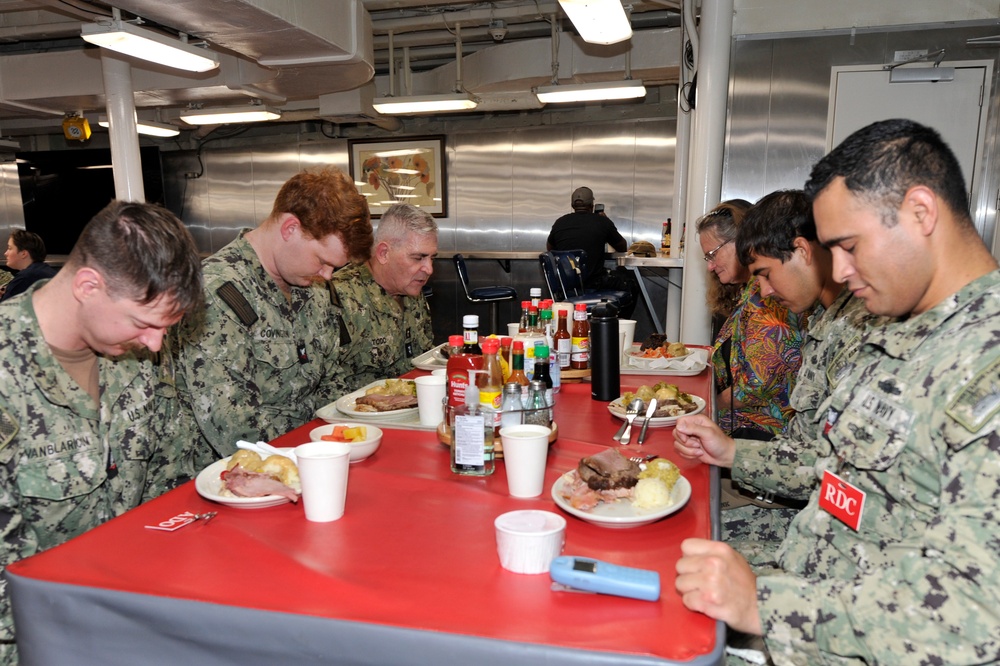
590, 300, 620, 401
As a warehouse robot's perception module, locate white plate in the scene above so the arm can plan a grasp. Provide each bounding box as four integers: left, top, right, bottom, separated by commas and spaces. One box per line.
624, 347, 709, 375
607, 394, 706, 428
551, 471, 691, 528
322, 379, 419, 422
195, 450, 296, 509
411, 342, 449, 371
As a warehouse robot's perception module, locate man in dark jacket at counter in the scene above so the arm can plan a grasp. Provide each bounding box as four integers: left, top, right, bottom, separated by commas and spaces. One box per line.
1, 229, 57, 302
546, 186, 636, 316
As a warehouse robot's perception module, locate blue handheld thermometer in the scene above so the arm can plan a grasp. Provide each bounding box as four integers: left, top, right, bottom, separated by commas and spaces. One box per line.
549, 556, 660, 601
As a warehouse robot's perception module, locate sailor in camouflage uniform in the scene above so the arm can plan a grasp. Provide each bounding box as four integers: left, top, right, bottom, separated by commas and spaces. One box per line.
679, 190, 892, 566
675, 119, 1000, 665
0, 201, 204, 663
174, 167, 373, 458
330, 204, 436, 393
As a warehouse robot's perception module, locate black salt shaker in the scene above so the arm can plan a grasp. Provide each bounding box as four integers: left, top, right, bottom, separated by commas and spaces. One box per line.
590, 300, 620, 401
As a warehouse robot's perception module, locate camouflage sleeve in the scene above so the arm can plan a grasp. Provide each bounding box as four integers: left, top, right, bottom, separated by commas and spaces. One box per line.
731, 407, 829, 501
174, 293, 276, 457
0, 406, 36, 645
412, 298, 435, 355
758, 425, 1000, 664
142, 344, 215, 500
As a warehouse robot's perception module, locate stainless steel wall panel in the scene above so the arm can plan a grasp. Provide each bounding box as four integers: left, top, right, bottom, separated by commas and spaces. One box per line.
725, 25, 1000, 253
632, 120, 675, 245
450, 132, 515, 253
203, 150, 255, 253
571, 124, 638, 240
511, 125, 573, 251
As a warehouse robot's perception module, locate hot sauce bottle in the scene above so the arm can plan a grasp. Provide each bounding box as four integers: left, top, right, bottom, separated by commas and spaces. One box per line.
570, 303, 590, 369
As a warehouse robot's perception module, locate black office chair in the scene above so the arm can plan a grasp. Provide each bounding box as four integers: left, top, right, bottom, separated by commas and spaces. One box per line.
549, 249, 628, 311
453, 254, 517, 334
539, 251, 606, 311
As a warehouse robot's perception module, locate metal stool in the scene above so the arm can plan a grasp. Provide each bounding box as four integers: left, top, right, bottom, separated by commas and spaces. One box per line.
453, 253, 517, 334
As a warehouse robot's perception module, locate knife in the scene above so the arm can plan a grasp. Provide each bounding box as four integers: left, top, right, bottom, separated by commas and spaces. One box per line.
637, 398, 657, 445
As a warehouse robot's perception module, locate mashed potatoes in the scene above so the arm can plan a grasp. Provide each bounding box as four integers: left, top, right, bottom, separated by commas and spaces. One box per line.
632, 459, 680, 510
632, 478, 672, 509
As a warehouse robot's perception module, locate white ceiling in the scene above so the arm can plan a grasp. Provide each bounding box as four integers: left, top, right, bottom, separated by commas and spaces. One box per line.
0, 0, 681, 139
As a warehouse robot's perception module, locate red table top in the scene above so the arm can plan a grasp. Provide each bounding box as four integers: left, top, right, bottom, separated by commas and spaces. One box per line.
8, 372, 718, 663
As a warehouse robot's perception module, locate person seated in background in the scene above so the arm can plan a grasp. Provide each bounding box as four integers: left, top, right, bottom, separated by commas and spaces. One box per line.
697, 199, 805, 441
677, 189, 892, 566
174, 167, 373, 458
0, 200, 205, 662
546, 186, 637, 317
329, 203, 437, 393
1, 229, 57, 302
675, 119, 1000, 665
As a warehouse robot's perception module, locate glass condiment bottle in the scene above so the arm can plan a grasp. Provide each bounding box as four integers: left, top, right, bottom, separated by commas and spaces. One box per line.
530, 287, 542, 310
507, 340, 531, 395
553, 309, 571, 370
527, 305, 539, 334
446, 325, 483, 426
500, 382, 525, 430
450, 372, 494, 476
518, 300, 531, 334
524, 379, 550, 426
499, 336, 512, 381
462, 314, 483, 355
477, 338, 504, 438
570, 303, 590, 369
533, 343, 553, 409
539, 309, 560, 394
447, 334, 464, 359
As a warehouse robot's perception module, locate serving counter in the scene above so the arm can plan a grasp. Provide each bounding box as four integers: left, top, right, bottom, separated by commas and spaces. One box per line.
7, 372, 722, 666
615, 253, 684, 340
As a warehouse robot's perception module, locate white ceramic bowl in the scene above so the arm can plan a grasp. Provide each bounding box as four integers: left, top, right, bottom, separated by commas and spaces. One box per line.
308, 423, 383, 463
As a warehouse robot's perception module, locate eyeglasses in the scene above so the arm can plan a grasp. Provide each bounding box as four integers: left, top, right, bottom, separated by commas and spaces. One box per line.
703, 239, 731, 263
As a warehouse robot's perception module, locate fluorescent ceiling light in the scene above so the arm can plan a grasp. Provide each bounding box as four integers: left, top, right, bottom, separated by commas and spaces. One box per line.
558, 0, 633, 45
81, 19, 219, 73
372, 93, 478, 115
535, 79, 646, 104
179, 106, 282, 125
98, 116, 180, 137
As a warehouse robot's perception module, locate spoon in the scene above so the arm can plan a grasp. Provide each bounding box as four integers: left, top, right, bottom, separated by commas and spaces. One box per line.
617, 398, 645, 444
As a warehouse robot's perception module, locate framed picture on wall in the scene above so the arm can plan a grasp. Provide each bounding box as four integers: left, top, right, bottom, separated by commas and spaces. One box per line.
348, 135, 446, 218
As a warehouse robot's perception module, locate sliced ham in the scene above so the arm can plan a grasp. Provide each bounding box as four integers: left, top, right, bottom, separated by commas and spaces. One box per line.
223, 465, 300, 502
354, 394, 418, 412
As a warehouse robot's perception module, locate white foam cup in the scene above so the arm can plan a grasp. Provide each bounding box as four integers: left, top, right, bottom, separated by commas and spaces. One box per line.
619, 319, 637, 364
494, 510, 566, 574
415, 375, 448, 426
293, 441, 351, 522
507, 322, 521, 338
431, 368, 447, 378
500, 425, 551, 498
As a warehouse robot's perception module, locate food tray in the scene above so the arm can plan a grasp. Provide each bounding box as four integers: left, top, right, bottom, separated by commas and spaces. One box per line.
411, 342, 449, 371
437, 421, 558, 458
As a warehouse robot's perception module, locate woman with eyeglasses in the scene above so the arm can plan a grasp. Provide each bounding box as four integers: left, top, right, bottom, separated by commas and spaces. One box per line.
696, 200, 805, 441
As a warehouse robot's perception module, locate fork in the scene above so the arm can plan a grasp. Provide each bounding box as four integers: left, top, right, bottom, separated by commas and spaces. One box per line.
628, 454, 656, 471
191, 512, 217, 524
613, 400, 642, 442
